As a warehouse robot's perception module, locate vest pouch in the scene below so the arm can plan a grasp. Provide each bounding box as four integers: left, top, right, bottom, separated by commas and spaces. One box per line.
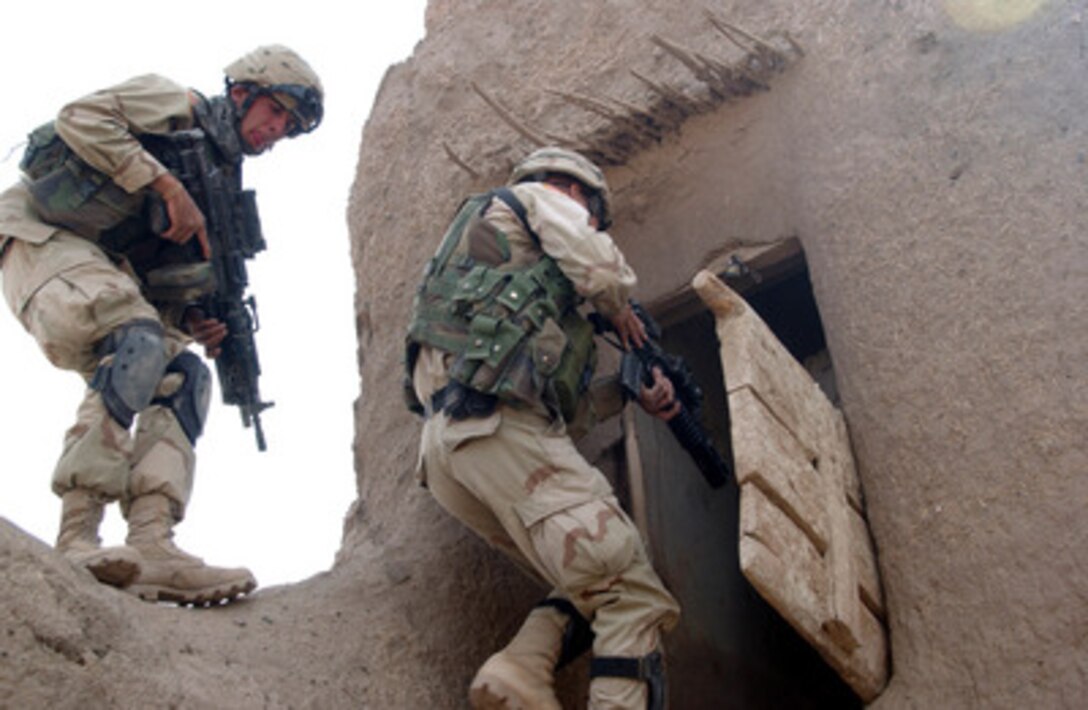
465, 314, 527, 369
546, 311, 597, 422
496, 271, 538, 313
23, 127, 146, 240
452, 264, 507, 307
143, 262, 217, 304
455, 310, 530, 395
528, 257, 577, 311
491, 348, 537, 406
20, 123, 69, 179
522, 299, 560, 331
531, 317, 568, 377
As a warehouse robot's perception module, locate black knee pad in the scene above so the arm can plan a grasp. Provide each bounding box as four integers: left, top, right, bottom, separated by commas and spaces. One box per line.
152, 351, 212, 445
90, 320, 167, 428
590, 650, 666, 710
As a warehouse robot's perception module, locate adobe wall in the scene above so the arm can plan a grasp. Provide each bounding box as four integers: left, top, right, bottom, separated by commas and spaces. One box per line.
2, 1, 1083, 707
346, 0, 1087, 706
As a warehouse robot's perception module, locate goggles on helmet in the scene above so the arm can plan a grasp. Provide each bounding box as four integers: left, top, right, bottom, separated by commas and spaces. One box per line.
263, 84, 323, 137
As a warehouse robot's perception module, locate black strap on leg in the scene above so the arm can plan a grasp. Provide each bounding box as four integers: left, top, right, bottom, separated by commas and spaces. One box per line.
536, 598, 595, 669
590, 651, 666, 710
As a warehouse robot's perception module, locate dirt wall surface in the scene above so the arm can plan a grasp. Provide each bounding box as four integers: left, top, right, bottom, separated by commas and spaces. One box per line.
2, 0, 1085, 708
347, 0, 1087, 706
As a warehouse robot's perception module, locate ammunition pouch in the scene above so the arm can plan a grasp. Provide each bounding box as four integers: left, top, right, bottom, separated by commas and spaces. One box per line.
19, 123, 220, 305
409, 255, 595, 422
405, 189, 598, 421
20, 122, 150, 243
542, 309, 596, 424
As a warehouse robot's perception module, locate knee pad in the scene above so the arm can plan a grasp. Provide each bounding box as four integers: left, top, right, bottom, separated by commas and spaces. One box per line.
91, 320, 168, 428
590, 651, 666, 710
153, 351, 212, 445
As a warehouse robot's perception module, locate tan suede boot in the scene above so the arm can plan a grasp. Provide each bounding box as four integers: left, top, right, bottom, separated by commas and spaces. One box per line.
469, 604, 568, 710
55, 488, 141, 588
125, 492, 256, 606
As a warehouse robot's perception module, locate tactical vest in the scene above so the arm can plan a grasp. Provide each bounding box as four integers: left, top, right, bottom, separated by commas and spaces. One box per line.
17, 94, 243, 300
406, 188, 597, 422
20, 120, 151, 246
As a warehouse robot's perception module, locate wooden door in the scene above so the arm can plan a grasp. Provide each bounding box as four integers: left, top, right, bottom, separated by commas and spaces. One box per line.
693, 270, 889, 702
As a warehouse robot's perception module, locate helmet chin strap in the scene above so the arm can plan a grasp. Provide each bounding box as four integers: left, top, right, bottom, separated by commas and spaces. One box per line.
225, 79, 254, 124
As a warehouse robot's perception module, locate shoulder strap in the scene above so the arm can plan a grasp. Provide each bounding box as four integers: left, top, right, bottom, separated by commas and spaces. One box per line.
429, 193, 489, 275
491, 186, 541, 247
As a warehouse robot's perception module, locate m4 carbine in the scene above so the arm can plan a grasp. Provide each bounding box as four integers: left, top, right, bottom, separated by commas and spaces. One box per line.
596, 302, 731, 489
146, 129, 273, 451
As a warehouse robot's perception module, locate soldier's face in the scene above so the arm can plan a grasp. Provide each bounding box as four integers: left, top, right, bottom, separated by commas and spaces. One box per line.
232, 87, 295, 155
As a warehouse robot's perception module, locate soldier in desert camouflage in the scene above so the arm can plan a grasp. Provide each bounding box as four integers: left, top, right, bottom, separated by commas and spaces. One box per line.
406, 147, 681, 709
0, 45, 323, 606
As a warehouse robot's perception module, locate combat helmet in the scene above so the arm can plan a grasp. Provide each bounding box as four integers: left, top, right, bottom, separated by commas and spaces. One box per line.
224, 44, 324, 137
509, 147, 613, 229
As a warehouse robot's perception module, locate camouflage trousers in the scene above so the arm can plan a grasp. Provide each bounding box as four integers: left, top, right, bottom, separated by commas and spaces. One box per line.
1, 233, 195, 510
419, 404, 680, 680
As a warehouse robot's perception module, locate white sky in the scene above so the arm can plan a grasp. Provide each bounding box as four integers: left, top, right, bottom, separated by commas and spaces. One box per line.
0, 1, 427, 587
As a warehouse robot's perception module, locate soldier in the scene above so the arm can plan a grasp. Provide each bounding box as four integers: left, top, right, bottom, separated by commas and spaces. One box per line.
0, 45, 323, 605
406, 147, 681, 709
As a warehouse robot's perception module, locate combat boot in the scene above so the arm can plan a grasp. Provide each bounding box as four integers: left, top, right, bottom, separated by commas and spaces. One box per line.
469, 603, 573, 710
55, 488, 141, 588
124, 492, 256, 606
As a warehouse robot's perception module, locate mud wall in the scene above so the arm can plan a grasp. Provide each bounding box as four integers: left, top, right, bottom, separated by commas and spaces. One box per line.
346, 0, 1087, 706
2, 1, 1084, 707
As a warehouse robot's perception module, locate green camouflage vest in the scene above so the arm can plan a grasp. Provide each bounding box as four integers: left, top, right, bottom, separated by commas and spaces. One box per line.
406, 189, 596, 421
19, 120, 150, 245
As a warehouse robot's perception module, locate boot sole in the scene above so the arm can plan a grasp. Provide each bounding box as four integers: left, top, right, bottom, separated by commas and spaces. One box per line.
128, 576, 257, 607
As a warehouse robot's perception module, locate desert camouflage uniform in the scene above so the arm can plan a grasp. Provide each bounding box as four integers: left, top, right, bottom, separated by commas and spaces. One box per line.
412, 181, 680, 707
0, 74, 199, 513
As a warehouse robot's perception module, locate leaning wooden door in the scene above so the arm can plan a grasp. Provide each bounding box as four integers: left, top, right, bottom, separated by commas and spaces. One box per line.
693, 270, 889, 702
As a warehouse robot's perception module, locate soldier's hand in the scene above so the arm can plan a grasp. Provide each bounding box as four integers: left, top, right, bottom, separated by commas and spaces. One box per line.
609, 303, 648, 350
151, 173, 211, 259
184, 309, 227, 359
639, 366, 681, 421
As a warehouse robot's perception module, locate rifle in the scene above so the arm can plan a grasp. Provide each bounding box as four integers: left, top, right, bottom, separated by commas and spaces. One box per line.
145, 129, 273, 451
595, 302, 731, 489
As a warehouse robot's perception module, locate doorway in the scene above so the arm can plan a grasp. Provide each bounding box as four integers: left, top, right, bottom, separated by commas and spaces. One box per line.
625, 240, 861, 708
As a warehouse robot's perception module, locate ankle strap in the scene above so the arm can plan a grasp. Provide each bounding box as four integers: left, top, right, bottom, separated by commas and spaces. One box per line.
536, 598, 594, 668
590, 651, 666, 710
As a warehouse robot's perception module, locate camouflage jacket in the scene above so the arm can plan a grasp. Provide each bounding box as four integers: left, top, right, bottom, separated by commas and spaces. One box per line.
0, 74, 195, 313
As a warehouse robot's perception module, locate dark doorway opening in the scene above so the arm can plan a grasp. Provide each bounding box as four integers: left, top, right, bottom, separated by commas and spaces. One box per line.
627, 240, 858, 708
